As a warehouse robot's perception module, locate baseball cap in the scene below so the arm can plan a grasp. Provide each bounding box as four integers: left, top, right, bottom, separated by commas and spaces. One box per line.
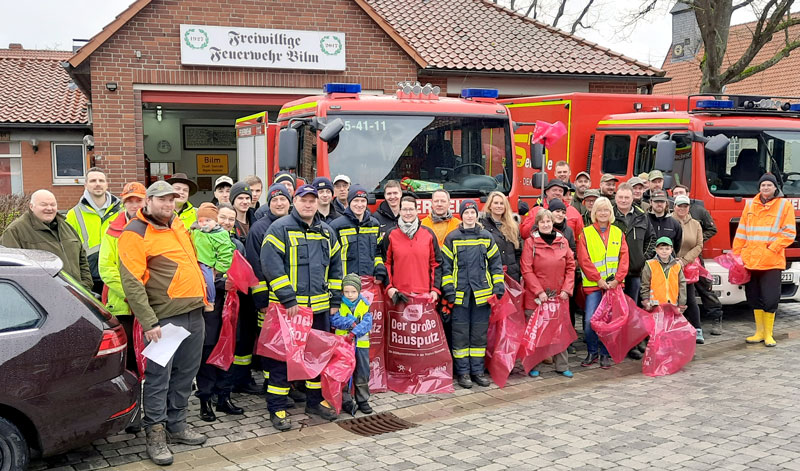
655, 236, 673, 247
121, 182, 146, 201
600, 174, 619, 183
648, 170, 664, 181
214, 175, 234, 189
294, 184, 318, 198
333, 174, 351, 185
674, 195, 691, 206
583, 189, 601, 199
146, 180, 180, 198
575, 171, 591, 181
651, 189, 669, 202
627, 176, 645, 187
545, 179, 570, 191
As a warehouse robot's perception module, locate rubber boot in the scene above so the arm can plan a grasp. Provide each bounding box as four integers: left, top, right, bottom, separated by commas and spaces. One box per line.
746, 309, 765, 344
763, 312, 777, 347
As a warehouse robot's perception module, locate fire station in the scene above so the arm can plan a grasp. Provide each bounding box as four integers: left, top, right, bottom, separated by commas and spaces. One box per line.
59, 0, 667, 201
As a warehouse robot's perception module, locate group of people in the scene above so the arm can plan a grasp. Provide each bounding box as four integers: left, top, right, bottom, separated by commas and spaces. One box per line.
0, 159, 794, 467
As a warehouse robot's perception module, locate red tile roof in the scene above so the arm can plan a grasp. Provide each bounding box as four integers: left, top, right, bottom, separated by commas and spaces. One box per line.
655, 18, 800, 95
0, 47, 89, 125
361, 0, 665, 77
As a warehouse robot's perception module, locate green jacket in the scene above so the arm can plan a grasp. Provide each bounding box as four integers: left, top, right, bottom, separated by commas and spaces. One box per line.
65, 194, 122, 281
98, 212, 133, 315
1, 211, 93, 290
192, 225, 235, 273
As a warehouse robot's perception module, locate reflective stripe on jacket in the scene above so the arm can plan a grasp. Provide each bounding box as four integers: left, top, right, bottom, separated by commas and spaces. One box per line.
580, 224, 623, 288
334, 298, 371, 348
441, 225, 505, 306
733, 196, 797, 270
66, 196, 122, 279
99, 213, 131, 316
330, 209, 387, 280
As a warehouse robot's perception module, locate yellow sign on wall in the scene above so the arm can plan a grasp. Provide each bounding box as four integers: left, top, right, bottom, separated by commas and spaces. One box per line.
197, 154, 228, 175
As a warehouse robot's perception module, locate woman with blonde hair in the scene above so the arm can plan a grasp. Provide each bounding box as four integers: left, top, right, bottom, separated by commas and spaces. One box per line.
576, 197, 630, 369
481, 191, 522, 281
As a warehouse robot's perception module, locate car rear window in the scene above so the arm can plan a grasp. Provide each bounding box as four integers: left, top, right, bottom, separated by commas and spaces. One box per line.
0, 281, 44, 333
57, 272, 115, 324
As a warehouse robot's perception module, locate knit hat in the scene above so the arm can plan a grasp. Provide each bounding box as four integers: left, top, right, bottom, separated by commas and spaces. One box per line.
230, 181, 252, 202
312, 176, 334, 192
267, 183, 291, 205
348, 185, 369, 203
548, 198, 567, 212
460, 199, 479, 216
342, 273, 362, 292
197, 202, 219, 220
274, 171, 296, 189
759, 173, 779, 188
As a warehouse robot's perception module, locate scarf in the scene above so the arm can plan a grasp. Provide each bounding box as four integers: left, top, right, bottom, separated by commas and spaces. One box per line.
540, 230, 557, 245
398, 217, 419, 239
431, 211, 453, 224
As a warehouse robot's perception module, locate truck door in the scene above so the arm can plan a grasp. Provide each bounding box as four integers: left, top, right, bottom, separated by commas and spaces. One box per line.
598, 133, 632, 177
633, 133, 693, 189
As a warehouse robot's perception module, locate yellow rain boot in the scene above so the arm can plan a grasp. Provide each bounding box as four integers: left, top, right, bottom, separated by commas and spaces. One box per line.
763, 312, 777, 347
746, 309, 765, 344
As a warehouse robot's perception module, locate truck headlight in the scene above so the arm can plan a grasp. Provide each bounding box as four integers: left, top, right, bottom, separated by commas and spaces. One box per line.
712, 275, 721, 285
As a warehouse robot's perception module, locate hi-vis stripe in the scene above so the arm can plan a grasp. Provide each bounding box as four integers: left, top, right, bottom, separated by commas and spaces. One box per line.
233, 354, 252, 366
597, 118, 690, 126
252, 280, 268, 294
267, 385, 289, 395
279, 101, 317, 115
735, 199, 794, 243
270, 275, 292, 291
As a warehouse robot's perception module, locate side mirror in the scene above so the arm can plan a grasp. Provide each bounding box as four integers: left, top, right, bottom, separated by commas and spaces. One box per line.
705, 134, 730, 155
532, 171, 548, 189
531, 143, 544, 170
663, 174, 674, 189
319, 118, 344, 143
367, 193, 377, 205
278, 127, 299, 170
654, 140, 676, 171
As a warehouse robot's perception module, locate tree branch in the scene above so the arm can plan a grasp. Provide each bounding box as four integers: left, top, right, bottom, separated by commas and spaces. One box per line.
726, 38, 800, 84
524, 0, 537, 19
571, 0, 596, 34
552, 0, 567, 28
732, 0, 757, 11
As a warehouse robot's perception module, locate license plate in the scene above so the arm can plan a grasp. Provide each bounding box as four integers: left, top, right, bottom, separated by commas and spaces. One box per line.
782, 272, 793, 283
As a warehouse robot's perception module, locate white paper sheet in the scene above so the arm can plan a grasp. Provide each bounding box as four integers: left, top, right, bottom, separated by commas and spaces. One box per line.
141, 323, 192, 367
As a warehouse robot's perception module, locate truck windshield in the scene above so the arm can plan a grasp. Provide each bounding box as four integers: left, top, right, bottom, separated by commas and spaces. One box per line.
705, 129, 800, 197
326, 115, 513, 196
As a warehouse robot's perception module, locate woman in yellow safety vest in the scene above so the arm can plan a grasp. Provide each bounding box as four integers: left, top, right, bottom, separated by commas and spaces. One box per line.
733, 174, 797, 347
576, 197, 629, 369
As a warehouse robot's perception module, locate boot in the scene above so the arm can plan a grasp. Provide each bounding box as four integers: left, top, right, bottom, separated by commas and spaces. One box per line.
457, 374, 473, 389
763, 312, 777, 347
270, 410, 292, 431
168, 426, 206, 446
696, 328, 705, 345
580, 353, 599, 367
145, 424, 173, 466
305, 400, 338, 421
357, 402, 373, 415
216, 396, 244, 415
710, 318, 723, 336
471, 374, 491, 387
199, 399, 216, 422
746, 309, 765, 344
599, 354, 612, 369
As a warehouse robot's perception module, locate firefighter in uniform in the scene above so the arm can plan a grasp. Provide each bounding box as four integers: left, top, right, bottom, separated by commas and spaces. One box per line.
441, 200, 505, 389
260, 184, 343, 430
330, 185, 388, 282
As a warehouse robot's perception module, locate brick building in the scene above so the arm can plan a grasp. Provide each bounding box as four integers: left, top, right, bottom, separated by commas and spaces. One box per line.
59, 0, 666, 202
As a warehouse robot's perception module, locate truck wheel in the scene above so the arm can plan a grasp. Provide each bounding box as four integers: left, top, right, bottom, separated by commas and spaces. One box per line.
0, 417, 29, 471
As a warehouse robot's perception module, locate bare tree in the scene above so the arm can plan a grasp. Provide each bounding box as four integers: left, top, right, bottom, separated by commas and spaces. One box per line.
493, 0, 600, 35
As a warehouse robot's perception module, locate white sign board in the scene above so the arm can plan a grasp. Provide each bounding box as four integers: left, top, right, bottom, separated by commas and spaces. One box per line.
180, 24, 345, 71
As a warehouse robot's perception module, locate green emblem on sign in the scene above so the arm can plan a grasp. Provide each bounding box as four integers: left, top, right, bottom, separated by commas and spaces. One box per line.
320, 35, 343, 56
184, 28, 209, 50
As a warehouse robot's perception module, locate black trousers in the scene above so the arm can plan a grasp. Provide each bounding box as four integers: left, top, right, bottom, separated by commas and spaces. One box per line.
684, 283, 701, 329
231, 292, 257, 387
745, 269, 782, 313
696, 272, 723, 321
196, 282, 233, 400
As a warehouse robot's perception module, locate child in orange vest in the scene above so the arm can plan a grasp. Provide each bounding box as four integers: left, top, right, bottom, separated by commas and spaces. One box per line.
640, 236, 687, 313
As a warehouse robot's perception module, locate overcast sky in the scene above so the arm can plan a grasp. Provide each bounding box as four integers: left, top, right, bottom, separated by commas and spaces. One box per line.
0, 0, 764, 68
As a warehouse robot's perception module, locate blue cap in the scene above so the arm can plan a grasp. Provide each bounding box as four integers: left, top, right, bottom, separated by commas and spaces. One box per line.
312, 176, 334, 192
294, 184, 318, 198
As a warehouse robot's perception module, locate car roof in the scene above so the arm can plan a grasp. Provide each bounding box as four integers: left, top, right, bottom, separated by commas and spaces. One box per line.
0, 247, 63, 277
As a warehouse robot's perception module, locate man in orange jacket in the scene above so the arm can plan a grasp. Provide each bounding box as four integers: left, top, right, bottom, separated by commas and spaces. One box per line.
733, 174, 796, 347
421, 189, 461, 247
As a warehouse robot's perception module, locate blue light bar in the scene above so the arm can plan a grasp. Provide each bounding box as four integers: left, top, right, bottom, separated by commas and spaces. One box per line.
790, 104, 800, 112
323, 83, 362, 94
696, 100, 734, 109
461, 88, 499, 99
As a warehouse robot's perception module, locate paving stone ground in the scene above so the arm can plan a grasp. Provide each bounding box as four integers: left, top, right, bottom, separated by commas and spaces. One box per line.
31, 303, 800, 470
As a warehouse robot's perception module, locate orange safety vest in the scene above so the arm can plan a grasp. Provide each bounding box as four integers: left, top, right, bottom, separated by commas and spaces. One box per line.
647, 259, 681, 305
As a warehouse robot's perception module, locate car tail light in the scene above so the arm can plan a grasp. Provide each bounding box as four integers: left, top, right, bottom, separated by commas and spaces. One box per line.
97, 324, 127, 357
110, 401, 137, 419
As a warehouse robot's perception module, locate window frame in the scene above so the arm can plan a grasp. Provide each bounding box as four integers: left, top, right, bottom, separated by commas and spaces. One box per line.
0, 141, 23, 194
601, 134, 631, 175
0, 279, 46, 334
51, 142, 87, 185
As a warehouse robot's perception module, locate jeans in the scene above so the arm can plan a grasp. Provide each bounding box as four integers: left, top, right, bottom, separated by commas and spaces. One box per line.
583, 290, 608, 356
624, 276, 641, 306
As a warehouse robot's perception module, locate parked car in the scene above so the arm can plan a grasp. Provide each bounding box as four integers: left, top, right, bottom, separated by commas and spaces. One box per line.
0, 248, 139, 470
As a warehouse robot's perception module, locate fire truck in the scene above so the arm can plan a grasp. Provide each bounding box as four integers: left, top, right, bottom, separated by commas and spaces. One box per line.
503, 93, 800, 304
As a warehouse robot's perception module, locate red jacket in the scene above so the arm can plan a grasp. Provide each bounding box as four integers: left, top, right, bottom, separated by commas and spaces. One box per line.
520, 231, 575, 310
383, 225, 443, 295
521, 202, 584, 240
576, 223, 630, 294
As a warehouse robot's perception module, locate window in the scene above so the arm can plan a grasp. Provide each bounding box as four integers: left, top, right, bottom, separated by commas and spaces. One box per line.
634, 134, 693, 189
0, 141, 23, 194
602, 135, 630, 175
0, 282, 43, 333
52, 143, 86, 183
296, 124, 317, 183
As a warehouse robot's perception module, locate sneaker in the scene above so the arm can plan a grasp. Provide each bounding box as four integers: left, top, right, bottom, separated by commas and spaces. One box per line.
457, 374, 473, 389
528, 370, 540, 378
471, 374, 491, 387
357, 402, 374, 415
167, 426, 206, 446
305, 401, 338, 421
710, 319, 723, 336
581, 353, 599, 367
270, 410, 292, 431
145, 424, 172, 466
696, 328, 705, 344
599, 355, 612, 369
559, 370, 574, 378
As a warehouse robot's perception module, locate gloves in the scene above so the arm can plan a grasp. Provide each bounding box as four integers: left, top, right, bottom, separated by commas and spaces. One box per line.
439, 298, 454, 323
392, 291, 409, 305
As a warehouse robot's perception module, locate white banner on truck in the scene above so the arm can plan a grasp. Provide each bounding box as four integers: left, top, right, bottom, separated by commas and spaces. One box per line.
180, 24, 345, 71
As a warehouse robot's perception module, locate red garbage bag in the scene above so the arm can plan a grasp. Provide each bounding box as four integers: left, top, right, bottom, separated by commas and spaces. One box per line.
714, 253, 750, 285
319, 335, 357, 414
132, 319, 146, 378
206, 289, 240, 371
486, 275, 526, 388
642, 304, 697, 377
516, 298, 577, 374
683, 259, 712, 284
386, 295, 454, 394
361, 276, 387, 392
228, 251, 260, 293
590, 287, 655, 364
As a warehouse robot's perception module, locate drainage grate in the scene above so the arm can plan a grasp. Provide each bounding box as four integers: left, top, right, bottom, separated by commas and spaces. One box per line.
337, 412, 417, 437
